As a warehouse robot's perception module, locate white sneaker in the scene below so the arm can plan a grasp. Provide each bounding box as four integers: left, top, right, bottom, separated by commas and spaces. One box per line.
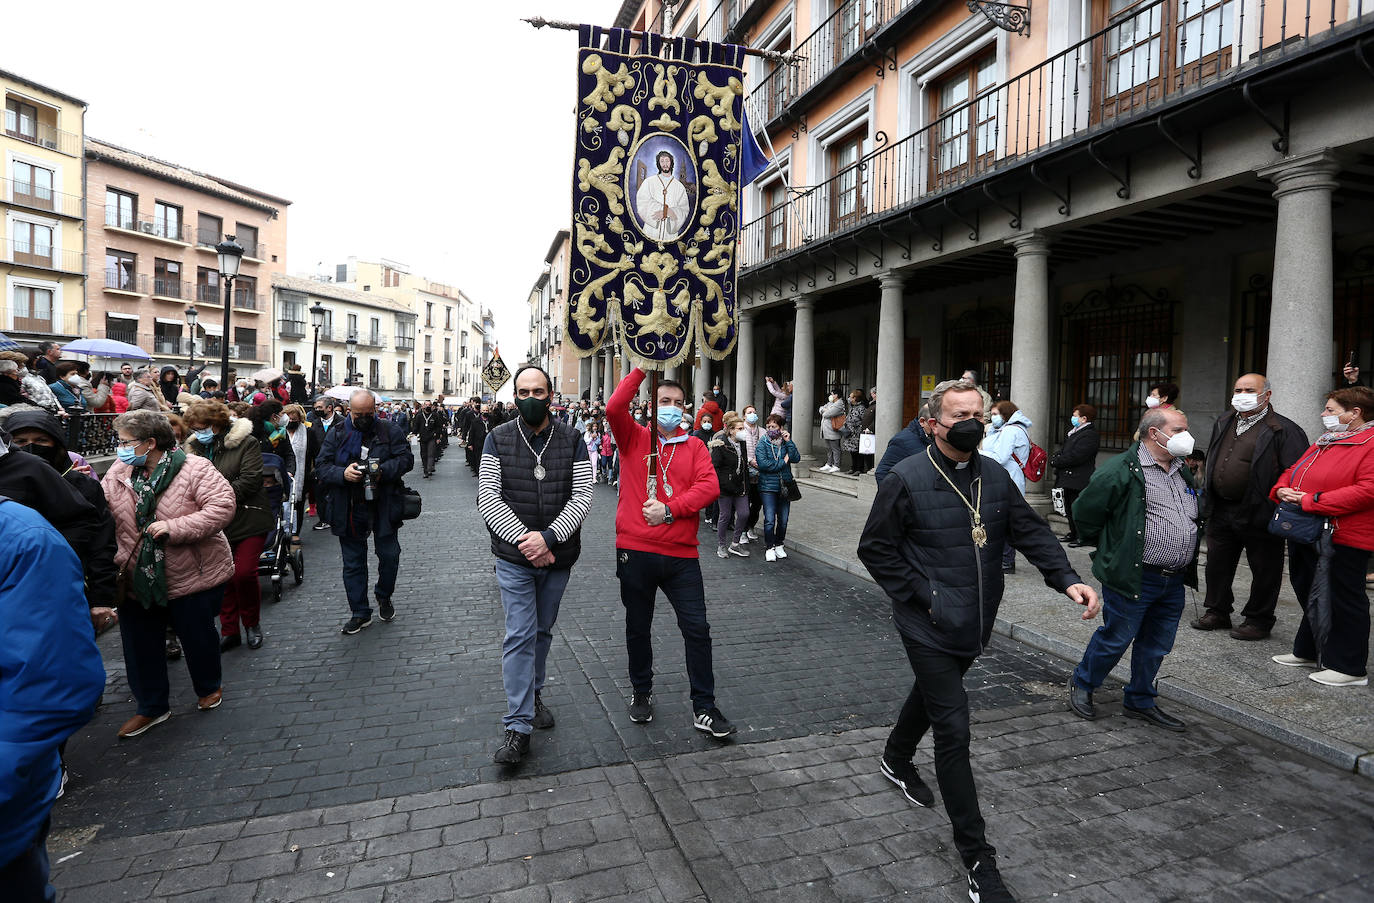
775, 545, 787, 559
716, 545, 729, 559
1272, 653, 1318, 668
765, 547, 777, 562
1309, 669, 1368, 687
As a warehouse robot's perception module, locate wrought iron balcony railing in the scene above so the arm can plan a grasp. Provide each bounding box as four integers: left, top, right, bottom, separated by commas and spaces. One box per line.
280, 318, 306, 338
105, 269, 148, 294
153, 278, 188, 300
0, 239, 83, 273
741, 0, 1373, 270
3, 120, 81, 156
395, 335, 416, 352
104, 209, 194, 243
1, 177, 83, 218
0, 306, 81, 337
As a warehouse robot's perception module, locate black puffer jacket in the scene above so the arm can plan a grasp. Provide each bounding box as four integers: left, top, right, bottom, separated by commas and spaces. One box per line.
1051, 423, 1100, 492
708, 433, 749, 496
858, 446, 1081, 657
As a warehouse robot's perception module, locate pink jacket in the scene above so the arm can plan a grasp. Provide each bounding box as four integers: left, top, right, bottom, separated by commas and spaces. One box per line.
102, 453, 236, 599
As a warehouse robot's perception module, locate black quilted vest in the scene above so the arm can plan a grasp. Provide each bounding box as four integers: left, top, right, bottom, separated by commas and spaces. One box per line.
488, 419, 582, 569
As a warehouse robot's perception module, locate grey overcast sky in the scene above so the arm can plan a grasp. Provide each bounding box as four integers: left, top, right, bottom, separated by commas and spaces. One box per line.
6, 0, 620, 365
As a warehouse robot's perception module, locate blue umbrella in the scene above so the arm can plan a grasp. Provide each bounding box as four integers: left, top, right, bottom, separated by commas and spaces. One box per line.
0, 331, 20, 352
60, 337, 152, 360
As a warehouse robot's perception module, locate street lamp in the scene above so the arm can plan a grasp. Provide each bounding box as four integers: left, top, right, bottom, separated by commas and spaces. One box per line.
345, 332, 358, 386
215, 236, 244, 391
184, 304, 198, 376
309, 301, 326, 396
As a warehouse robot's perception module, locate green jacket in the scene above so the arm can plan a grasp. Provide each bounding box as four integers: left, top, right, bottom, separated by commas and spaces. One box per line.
1071, 441, 1200, 599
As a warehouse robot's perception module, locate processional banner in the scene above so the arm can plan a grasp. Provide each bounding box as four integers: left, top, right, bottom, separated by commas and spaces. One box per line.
482, 350, 511, 396
566, 26, 745, 371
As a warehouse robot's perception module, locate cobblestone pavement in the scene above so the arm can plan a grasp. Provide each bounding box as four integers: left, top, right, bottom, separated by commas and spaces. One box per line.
49, 443, 1374, 901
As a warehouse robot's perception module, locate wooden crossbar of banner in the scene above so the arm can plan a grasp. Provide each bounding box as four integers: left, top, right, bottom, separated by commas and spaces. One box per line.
522, 16, 806, 65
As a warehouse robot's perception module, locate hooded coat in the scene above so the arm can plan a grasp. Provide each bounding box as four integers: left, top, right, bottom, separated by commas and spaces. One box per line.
981, 409, 1033, 494
187, 417, 274, 542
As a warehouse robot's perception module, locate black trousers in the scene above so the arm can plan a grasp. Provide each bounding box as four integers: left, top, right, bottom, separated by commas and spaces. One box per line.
616, 549, 715, 711
1288, 542, 1371, 676
745, 479, 761, 531
1202, 499, 1286, 628
885, 632, 995, 868
420, 438, 438, 475
1060, 487, 1082, 539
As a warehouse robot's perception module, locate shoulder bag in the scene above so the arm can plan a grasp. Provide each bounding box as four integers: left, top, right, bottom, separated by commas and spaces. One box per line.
114, 531, 149, 604
1267, 502, 1327, 544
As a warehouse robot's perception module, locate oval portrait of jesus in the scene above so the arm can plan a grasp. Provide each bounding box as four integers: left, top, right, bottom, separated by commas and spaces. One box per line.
625, 134, 698, 244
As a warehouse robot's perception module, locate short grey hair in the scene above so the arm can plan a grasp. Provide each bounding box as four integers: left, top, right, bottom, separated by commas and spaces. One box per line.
1137, 408, 1173, 438
0, 360, 17, 374
134, 367, 156, 381
114, 410, 175, 450
929, 378, 980, 420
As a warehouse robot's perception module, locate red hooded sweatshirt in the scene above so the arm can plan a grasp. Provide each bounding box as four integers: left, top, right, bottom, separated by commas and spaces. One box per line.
608, 368, 720, 558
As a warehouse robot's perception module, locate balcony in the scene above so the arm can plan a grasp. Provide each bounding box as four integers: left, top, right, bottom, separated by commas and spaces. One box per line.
395, 335, 416, 352
741, 0, 1374, 271
232, 288, 259, 310
358, 333, 388, 349
204, 340, 265, 361
0, 307, 81, 337
153, 278, 188, 300
152, 336, 191, 356
0, 239, 83, 273
3, 119, 81, 156
1, 177, 83, 218
196, 229, 264, 259
105, 269, 149, 295
104, 209, 192, 244
195, 282, 221, 304
280, 318, 306, 338
104, 324, 139, 345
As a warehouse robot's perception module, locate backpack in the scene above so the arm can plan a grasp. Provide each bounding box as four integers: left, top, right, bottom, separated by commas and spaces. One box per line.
1010, 424, 1047, 483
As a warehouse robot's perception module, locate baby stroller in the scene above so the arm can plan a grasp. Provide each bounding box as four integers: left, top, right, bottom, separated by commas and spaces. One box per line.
259, 452, 304, 602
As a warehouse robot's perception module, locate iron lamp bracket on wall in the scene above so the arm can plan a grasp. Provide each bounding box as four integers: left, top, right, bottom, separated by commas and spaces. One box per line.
967, 1, 1031, 35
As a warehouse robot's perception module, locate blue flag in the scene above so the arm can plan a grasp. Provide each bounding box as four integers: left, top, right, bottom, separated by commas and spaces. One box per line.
740, 106, 771, 186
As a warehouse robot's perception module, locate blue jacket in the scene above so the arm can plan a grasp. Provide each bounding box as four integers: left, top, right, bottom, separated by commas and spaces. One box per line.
0, 498, 105, 865
875, 416, 931, 485
49, 379, 85, 412
315, 417, 415, 538
754, 435, 799, 493
980, 410, 1033, 494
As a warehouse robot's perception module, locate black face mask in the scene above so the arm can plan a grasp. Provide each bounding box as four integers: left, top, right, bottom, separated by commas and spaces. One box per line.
352, 414, 375, 432
16, 442, 65, 470
515, 396, 551, 426
940, 418, 984, 453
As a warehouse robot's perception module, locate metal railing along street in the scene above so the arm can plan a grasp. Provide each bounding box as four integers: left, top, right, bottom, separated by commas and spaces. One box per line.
740, 0, 1374, 270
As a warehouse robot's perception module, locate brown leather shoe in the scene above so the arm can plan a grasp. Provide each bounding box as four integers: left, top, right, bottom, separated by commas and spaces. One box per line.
1189, 611, 1232, 631
1230, 622, 1271, 641
118, 711, 170, 738
197, 689, 223, 711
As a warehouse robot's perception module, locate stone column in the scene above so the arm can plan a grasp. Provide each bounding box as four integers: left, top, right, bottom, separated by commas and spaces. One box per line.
735, 310, 755, 416
875, 273, 906, 457
603, 350, 615, 402
1259, 150, 1340, 438
588, 351, 601, 402
792, 295, 816, 460
1007, 232, 1052, 496
694, 355, 710, 408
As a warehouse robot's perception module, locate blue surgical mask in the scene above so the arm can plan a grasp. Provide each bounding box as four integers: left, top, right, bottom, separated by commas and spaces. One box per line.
990, 413, 1004, 428
117, 444, 147, 467
194, 427, 215, 445
657, 406, 682, 430
745, 412, 758, 424
1070, 415, 1081, 428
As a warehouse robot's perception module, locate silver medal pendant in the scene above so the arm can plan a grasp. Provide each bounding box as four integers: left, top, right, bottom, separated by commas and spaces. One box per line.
534, 464, 546, 481
664, 483, 673, 498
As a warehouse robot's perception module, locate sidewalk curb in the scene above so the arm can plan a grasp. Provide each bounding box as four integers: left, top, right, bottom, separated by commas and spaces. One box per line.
787, 538, 1374, 781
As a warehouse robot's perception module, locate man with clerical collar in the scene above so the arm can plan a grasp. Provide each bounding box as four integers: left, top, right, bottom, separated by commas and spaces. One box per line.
478, 365, 594, 765
858, 378, 1099, 903
606, 367, 736, 739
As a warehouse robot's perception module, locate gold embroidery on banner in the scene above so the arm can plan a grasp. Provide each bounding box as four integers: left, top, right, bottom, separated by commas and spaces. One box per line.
649, 64, 682, 114
697, 159, 736, 226
576, 149, 626, 215
692, 72, 743, 132
581, 54, 635, 111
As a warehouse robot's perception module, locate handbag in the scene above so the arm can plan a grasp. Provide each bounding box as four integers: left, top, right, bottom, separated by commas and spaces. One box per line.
114, 531, 149, 604
782, 478, 802, 502
1051, 487, 1066, 516
1267, 502, 1327, 545
402, 486, 423, 520
829, 413, 847, 431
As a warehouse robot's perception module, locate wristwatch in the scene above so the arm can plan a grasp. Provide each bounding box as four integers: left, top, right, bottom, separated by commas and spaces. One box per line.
663, 507, 675, 525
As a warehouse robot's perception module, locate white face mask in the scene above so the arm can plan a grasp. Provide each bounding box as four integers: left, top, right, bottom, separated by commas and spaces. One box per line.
1145, 396, 1162, 409
702, 422, 712, 431
1153, 428, 1194, 458
1322, 413, 1348, 433
735, 429, 749, 442
1232, 393, 1262, 413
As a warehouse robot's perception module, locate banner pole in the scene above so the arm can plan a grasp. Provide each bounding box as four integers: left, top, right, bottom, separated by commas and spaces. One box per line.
521, 16, 806, 64
646, 368, 660, 501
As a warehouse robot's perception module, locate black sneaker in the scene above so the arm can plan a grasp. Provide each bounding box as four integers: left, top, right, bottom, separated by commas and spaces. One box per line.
340, 616, 372, 635
880, 755, 935, 807
378, 599, 395, 622
693, 707, 737, 738
967, 856, 1017, 902
312, 521, 330, 531
493, 728, 530, 765
532, 691, 555, 729
628, 693, 654, 723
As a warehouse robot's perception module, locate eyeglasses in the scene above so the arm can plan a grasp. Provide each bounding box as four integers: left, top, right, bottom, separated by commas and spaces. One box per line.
115, 437, 146, 449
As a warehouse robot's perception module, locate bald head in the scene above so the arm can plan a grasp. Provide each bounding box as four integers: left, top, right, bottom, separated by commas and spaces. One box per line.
1232, 372, 1272, 414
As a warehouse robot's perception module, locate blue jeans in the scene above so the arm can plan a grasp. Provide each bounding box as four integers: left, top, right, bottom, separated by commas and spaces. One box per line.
339, 532, 401, 619
494, 560, 572, 733
616, 549, 715, 711
760, 490, 790, 547
118, 586, 224, 718
0, 817, 53, 903
1073, 569, 1186, 709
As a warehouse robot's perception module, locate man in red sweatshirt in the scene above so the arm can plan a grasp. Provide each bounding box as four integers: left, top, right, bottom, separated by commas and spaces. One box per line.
607, 367, 736, 738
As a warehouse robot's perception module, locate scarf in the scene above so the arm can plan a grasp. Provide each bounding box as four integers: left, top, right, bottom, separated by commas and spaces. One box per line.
131, 449, 187, 609
1316, 422, 1373, 447
334, 420, 370, 465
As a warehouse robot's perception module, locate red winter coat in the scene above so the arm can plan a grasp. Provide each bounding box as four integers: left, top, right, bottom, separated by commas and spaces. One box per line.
1270, 427, 1374, 551
608, 368, 720, 558
693, 398, 723, 431
109, 381, 129, 413
102, 453, 236, 598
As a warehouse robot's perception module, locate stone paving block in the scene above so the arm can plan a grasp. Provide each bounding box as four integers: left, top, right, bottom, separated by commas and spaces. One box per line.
225, 850, 300, 882
149, 862, 231, 897
378, 875, 456, 903
345, 851, 413, 888
409, 839, 489, 877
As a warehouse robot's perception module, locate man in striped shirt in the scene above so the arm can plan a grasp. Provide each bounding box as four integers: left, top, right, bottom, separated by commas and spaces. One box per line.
478, 365, 595, 765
